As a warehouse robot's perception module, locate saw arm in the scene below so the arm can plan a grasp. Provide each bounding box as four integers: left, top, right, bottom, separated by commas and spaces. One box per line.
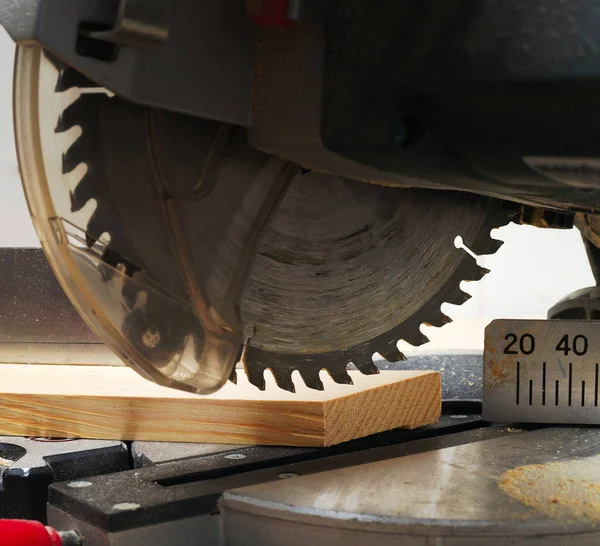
5, 0, 596, 394
12, 48, 509, 393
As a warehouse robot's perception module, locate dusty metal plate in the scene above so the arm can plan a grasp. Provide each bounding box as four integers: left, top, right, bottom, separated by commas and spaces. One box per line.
221, 427, 600, 545
484, 319, 600, 423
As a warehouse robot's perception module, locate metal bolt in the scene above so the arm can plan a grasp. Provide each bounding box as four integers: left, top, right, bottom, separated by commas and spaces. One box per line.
243, 323, 256, 339
142, 329, 161, 348
113, 502, 141, 511
278, 473, 298, 479
67, 480, 92, 488
224, 453, 246, 460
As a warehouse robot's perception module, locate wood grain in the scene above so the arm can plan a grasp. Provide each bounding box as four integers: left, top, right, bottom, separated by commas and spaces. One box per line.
0, 364, 440, 446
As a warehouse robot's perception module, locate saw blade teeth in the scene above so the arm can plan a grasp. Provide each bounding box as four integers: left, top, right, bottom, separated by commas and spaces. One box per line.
401, 331, 430, 347
353, 360, 380, 374
465, 266, 491, 282
445, 288, 472, 306
69, 171, 103, 212
462, 236, 504, 257
85, 208, 110, 247
56, 105, 79, 134
298, 368, 325, 391
56, 94, 105, 134
326, 367, 354, 386
62, 134, 88, 174
245, 364, 266, 391
378, 346, 405, 363
269, 368, 296, 393
54, 66, 98, 92
85, 232, 97, 249
99, 248, 122, 276
424, 312, 453, 328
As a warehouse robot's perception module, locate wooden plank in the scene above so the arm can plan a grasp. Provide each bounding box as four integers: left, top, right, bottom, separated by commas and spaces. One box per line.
0, 364, 440, 446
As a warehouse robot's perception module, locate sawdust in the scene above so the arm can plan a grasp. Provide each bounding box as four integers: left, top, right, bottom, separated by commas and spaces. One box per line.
505, 427, 525, 433
499, 455, 600, 521
0, 456, 14, 467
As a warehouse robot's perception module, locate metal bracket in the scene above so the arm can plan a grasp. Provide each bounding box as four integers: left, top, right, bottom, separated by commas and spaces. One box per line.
83, 0, 173, 46
0, 0, 254, 124
0, 437, 128, 522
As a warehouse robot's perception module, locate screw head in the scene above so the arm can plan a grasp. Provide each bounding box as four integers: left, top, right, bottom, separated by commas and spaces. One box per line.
243, 323, 256, 338
142, 329, 161, 348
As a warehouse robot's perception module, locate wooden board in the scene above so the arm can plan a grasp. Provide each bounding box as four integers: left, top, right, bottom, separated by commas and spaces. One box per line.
0, 364, 440, 446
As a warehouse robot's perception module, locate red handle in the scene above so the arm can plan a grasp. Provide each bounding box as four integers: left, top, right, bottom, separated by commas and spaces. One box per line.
0, 520, 62, 546
246, 0, 293, 26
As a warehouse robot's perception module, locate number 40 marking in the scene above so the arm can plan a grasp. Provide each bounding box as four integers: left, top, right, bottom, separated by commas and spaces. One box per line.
555, 334, 588, 356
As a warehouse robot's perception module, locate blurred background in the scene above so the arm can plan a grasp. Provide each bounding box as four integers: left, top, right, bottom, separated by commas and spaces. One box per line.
0, 30, 594, 354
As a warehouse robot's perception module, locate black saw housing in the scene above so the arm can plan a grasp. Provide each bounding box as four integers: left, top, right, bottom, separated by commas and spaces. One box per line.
3, 0, 600, 212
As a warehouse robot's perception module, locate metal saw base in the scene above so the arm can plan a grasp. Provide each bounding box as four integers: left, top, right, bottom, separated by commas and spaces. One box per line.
1, 351, 598, 544
0, 253, 597, 544
36, 355, 600, 546
43, 416, 600, 546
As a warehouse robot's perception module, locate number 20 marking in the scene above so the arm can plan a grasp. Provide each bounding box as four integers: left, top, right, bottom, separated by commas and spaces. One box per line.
504, 333, 535, 355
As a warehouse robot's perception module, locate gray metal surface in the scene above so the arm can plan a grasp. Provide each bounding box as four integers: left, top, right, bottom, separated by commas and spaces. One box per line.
0, 247, 116, 365
1, 436, 128, 522
547, 286, 600, 320
484, 319, 600, 423
221, 427, 600, 545
0, 0, 253, 124
0, 436, 126, 472
0, 248, 96, 343
48, 417, 483, 532
131, 442, 244, 467
0, 342, 120, 366
48, 506, 220, 546
377, 353, 483, 401
85, 0, 173, 46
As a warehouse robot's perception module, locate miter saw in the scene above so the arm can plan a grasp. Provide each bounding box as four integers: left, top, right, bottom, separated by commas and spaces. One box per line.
4, 1, 600, 544
0, 0, 593, 396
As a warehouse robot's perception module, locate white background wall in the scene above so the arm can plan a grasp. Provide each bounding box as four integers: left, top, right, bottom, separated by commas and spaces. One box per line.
0, 30, 595, 352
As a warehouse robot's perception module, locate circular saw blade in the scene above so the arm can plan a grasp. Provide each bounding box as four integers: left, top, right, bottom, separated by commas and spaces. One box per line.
242, 174, 506, 391
18, 50, 508, 393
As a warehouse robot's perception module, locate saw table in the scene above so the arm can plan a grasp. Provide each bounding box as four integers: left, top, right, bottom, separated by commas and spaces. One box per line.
2, 249, 600, 545
3, 1, 600, 542
3, 364, 600, 545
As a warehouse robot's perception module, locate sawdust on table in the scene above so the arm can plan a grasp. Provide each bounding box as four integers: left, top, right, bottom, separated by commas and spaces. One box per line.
499, 455, 600, 521
0, 456, 14, 467
505, 427, 525, 433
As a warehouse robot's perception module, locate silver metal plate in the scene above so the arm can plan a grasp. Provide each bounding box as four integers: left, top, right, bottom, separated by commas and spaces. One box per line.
484, 319, 600, 423
221, 427, 600, 545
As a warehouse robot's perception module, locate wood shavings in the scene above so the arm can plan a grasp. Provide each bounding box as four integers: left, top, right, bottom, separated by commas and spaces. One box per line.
499, 455, 600, 521
0, 456, 14, 467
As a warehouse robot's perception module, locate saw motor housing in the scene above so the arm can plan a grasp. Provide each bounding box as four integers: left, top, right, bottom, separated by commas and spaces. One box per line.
3, 0, 600, 210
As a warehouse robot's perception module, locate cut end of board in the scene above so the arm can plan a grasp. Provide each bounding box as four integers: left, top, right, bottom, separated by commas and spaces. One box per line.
0, 365, 441, 447
322, 371, 442, 446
